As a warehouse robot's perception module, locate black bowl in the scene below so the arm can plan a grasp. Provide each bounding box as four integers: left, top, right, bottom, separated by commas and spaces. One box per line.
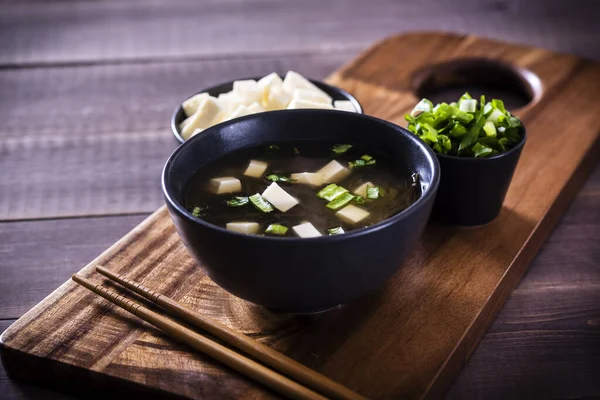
162, 110, 440, 313
432, 127, 527, 226
170, 76, 363, 143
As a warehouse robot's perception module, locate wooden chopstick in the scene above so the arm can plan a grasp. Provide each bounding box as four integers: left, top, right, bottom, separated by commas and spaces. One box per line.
72, 274, 327, 400
95, 265, 366, 400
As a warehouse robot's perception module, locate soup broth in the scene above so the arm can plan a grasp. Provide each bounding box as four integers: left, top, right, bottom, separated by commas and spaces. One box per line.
184, 141, 420, 237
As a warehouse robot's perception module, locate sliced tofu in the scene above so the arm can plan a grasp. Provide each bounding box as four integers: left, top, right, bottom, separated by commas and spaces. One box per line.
292, 222, 321, 238
182, 92, 210, 117
265, 85, 292, 111
226, 104, 253, 120
244, 160, 268, 178
290, 172, 324, 187
335, 205, 370, 224
232, 79, 263, 106
247, 102, 265, 114
180, 97, 223, 140
287, 99, 334, 110
262, 182, 299, 212
209, 177, 242, 194
317, 160, 351, 183
226, 222, 259, 235
334, 100, 357, 113
218, 92, 244, 116
282, 71, 329, 99
258, 72, 283, 104
353, 181, 375, 197
292, 88, 332, 105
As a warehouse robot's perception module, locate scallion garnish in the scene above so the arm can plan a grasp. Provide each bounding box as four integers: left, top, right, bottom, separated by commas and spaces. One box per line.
328, 227, 345, 235
293, 147, 300, 155
249, 193, 273, 213
317, 184, 349, 201
326, 192, 355, 210
349, 157, 375, 169
354, 195, 365, 205
191, 205, 209, 217
366, 185, 385, 199
332, 144, 353, 155
265, 224, 288, 235
266, 174, 296, 183
405, 92, 523, 157
226, 196, 249, 207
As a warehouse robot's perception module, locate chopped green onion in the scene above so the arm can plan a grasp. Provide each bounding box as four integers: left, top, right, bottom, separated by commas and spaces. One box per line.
293, 147, 300, 155
354, 195, 365, 205
405, 92, 522, 157
326, 192, 355, 210
472, 143, 494, 158
266, 174, 296, 183
483, 121, 497, 137
227, 196, 249, 207
249, 193, 273, 213
360, 154, 374, 161
191, 205, 209, 217
267, 144, 279, 151
366, 159, 376, 166
459, 99, 477, 113
366, 185, 385, 199
328, 227, 345, 235
410, 98, 433, 117
317, 184, 348, 201
331, 144, 353, 155
349, 159, 366, 169
265, 224, 288, 235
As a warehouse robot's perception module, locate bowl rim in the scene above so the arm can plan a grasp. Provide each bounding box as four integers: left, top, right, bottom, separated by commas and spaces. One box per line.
162, 109, 441, 243
434, 124, 527, 162
170, 76, 364, 143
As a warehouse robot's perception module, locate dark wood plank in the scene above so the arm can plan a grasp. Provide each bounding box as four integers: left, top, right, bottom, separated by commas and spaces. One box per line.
2, 33, 599, 400
1, 0, 598, 66
0, 53, 350, 220
446, 286, 600, 399
0, 215, 147, 319
0, 320, 75, 400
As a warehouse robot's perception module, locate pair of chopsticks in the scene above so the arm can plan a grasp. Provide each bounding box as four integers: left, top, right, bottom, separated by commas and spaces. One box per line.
72, 266, 366, 400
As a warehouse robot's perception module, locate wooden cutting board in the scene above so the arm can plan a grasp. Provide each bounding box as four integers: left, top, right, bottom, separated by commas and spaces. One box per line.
2, 32, 599, 400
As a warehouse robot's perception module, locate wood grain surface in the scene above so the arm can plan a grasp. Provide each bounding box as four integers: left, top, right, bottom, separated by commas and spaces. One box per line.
2, 32, 599, 400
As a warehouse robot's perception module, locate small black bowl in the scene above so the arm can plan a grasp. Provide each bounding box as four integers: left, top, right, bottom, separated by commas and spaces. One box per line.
162, 110, 439, 313
432, 127, 527, 226
171, 76, 363, 143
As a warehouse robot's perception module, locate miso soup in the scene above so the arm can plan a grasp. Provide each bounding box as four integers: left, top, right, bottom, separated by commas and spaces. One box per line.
184, 141, 420, 237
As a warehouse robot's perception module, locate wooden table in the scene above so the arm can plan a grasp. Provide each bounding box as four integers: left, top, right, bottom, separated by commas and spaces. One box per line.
1, 1, 599, 399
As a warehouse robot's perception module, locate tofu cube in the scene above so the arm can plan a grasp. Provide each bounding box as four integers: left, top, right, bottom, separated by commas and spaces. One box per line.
258, 72, 284, 104
218, 92, 244, 115
317, 160, 351, 183
290, 172, 324, 187
262, 182, 299, 212
287, 99, 334, 110
226, 222, 259, 235
226, 104, 253, 120
335, 205, 370, 224
353, 181, 375, 197
180, 97, 222, 140
265, 85, 292, 111
334, 100, 357, 113
182, 92, 209, 117
233, 79, 263, 105
244, 160, 268, 178
282, 71, 329, 99
209, 177, 242, 194
292, 88, 332, 105
292, 222, 321, 238
247, 102, 265, 114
